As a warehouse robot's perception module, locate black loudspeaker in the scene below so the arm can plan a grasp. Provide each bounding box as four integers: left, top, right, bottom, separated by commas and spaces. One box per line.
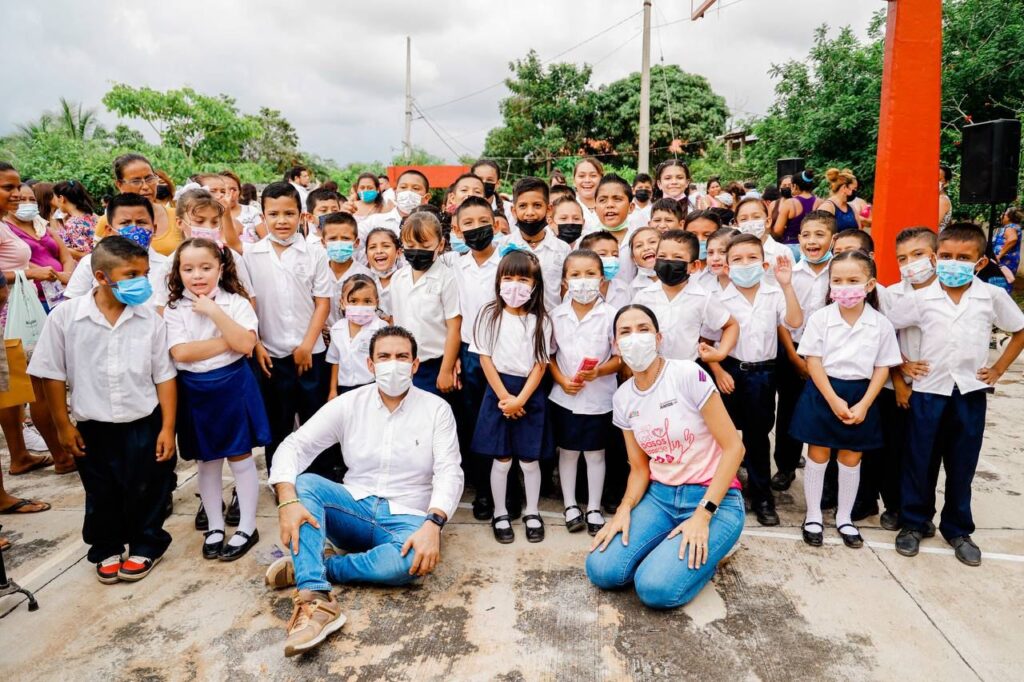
960, 119, 1021, 204
777, 158, 805, 186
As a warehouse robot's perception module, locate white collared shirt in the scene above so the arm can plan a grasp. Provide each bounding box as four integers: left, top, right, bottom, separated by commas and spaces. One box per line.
507, 229, 570, 311
28, 291, 177, 423
164, 291, 258, 373
267, 384, 464, 518
634, 281, 730, 361
629, 271, 659, 300
694, 269, 725, 294
549, 300, 617, 414
879, 279, 924, 383
64, 248, 171, 308
452, 248, 501, 346
326, 260, 373, 329
242, 236, 333, 358
762, 236, 792, 286
718, 281, 788, 362
389, 258, 461, 361
790, 258, 831, 344
474, 309, 551, 377
885, 278, 1024, 395
602, 277, 632, 311
798, 303, 902, 380
326, 317, 386, 387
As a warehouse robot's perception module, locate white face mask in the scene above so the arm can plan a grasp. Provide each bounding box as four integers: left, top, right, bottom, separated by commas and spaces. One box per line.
618, 332, 659, 372
53, 208, 66, 221
396, 190, 423, 214
567, 277, 601, 304
900, 257, 935, 285
267, 232, 300, 246
15, 202, 39, 222
374, 360, 414, 397
738, 219, 766, 238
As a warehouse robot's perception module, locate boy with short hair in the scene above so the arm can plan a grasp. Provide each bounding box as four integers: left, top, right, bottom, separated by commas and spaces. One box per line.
579, 230, 631, 309
29, 236, 178, 584
507, 176, 569, 311
304, 188, 343, 244
628, 172, 654, 230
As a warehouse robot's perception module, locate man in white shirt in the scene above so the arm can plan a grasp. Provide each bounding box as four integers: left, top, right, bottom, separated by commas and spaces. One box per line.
265, 325, 464, 657
286, 165, 311, 210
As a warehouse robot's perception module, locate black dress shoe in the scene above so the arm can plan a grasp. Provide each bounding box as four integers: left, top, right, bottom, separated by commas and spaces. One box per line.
923, 520, 936, 538
949, 535, 981, 567
564, 505, 585, 533
895, 527, 922, 556
522, 514, 545, 543
202, 530, 225, 560
837, 524, 864, 548
851, 503, 879, 522
802, 520, 824, 547
585, 510, 605, 537
472, 497, 494, 521
796, 455, 806, 469
879, 510, 900, 531
754, 501, 780, 526
218, 529, 259, 562
770, 470, 795, 491
225, 488, 241, 526
491, 515, 514, 544
195, 499, 209, 531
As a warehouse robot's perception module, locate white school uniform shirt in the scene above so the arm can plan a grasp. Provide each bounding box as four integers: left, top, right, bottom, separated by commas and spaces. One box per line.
389, 258, 461, 361
326, 316, 386, 387
242, 236, 333, 358
761, 236, 792, 286
694, 268, 722, 293
628, 204, 652, 231
629, 271, 659, 300
602, 277, 632, 311
548, 300, 617, 414
474, 309, 552, 377
789, 258, 831, 344
28, 292, 177, 423
718, 281, 788, 362
450, 248, 501, 347
63, 248, 171, 308
372, 271, 395, 318
507, 228, 570, 312
884, 277, 1024, 396
267, 384, 464, 519
798, 303, 902, 380
580, 202, 601, 231
164, 290, 258, 373
634, 281, 730, 361
325, 260, 373, 329
879, 279, 923, 383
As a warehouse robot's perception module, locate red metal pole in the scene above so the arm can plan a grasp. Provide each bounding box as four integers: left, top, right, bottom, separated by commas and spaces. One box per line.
871, 0, 943, 284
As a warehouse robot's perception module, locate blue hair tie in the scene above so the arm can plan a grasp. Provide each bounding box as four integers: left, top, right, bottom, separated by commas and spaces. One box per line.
800, 171, 812, 183
500, 242, 528, 257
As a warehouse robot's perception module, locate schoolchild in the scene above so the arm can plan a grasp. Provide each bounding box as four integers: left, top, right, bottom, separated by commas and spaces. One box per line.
682, 209, 722, 269
579, 230, 631, 310
505, 177, 570, 311
695, 227, 739, 293
364, 227, 402, 319
626, 227, 662, 299
319, 212, 371, 329
303, 187, 343, 243
326, 274, 386, 399
551, 196, 585, 248
733, 197, 793, 285
648, 198, 684, 233
589, 174, 636, 284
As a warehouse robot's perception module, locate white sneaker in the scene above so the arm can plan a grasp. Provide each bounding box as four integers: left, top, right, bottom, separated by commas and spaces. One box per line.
22, 424, 48, 452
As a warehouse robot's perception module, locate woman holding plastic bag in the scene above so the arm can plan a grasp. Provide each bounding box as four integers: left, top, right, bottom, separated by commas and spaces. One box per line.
6, 183, 76, 311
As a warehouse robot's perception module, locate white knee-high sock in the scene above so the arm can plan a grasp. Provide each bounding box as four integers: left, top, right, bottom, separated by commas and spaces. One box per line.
228, 456, 260, 544
197, 460, 225, 540
583, 450, 606, 516
802, 459, 827, 527
520, 460, 542, 528
836, 462, 861, 534
491, 459, 514, 528
558, 448, 581, 518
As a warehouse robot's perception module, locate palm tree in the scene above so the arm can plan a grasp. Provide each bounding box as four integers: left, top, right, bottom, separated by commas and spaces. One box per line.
56, 98, 98, 140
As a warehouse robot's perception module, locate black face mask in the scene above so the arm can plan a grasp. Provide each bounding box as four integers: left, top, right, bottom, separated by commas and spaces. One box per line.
555, 223, 583, 244
483, 182, 496, 199
654, 258, 690, 286
155, 184, 171, 201
463, 225, 495, 252
517, 217, 548, 237
780, 187, 793, 199
404, 248, 436, 271
634, 189, 651, 203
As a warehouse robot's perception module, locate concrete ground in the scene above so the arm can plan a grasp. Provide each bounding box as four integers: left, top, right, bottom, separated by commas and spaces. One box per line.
1, 365, 1023, 681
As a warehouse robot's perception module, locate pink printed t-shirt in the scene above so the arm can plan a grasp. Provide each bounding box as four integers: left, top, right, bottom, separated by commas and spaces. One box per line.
612, 358, 740, 489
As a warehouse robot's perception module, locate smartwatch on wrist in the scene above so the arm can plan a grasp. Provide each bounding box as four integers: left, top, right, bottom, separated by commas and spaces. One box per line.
426, 512, 447, 530
698, 499, 718, 515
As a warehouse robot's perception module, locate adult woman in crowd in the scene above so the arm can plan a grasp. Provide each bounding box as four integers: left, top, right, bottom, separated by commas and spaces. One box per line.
155, 169, 176, 209
586, 305, 745, 609
771, 169, 821, 261
220, 170, 265, 243
572, 157, 604, 230
6, 183, 76, 306
819, 168, 862, 231
52, 180, 98, 260
240, 182, 259, 207
351, 172, 394, 227
700, 176, 725, 210
93, 153, 181, 256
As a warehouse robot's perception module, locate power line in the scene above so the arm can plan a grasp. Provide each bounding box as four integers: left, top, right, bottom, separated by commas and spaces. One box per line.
411, 102, 463, 159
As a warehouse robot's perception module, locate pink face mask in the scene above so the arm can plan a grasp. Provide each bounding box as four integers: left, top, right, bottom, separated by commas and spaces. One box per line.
344, 305, 376, 326
830, 284, 868, 308
499, 280, 534, 308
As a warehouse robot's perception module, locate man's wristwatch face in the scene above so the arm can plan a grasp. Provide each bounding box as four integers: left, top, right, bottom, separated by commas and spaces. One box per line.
427, 513, 446, 529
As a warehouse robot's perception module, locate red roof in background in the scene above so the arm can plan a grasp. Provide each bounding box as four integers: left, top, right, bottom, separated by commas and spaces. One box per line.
388, 165, 470, 191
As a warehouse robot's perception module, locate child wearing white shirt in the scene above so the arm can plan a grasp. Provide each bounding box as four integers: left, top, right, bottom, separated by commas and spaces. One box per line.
326, 274, 386, 398
626, 227, 661, 299
733, 197, 792, 285
580, 231, 631, 310
364, 227, 402, 319
506, 177, 570, 311
319, 213, 371, 329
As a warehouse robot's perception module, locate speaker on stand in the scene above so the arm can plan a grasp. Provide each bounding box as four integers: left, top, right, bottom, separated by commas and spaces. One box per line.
777, 158, 805, 187
959, 118, 1022, 250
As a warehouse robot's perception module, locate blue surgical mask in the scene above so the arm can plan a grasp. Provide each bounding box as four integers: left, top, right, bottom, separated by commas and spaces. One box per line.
449, 233, 470, 254
729, 262, 765, 288
359, 189, 379, 203
117, 224, 153, 250
326, 241, 354, 263
110, 275, 153, 306
698, 240, 708, 260
600, 256, 620, 281
936, 259, 977, 288
805, 250, 833, 265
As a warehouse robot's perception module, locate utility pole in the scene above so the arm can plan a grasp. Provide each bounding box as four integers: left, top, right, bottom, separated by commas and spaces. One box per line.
404, 36, 412, 161
638, 0, 652, 173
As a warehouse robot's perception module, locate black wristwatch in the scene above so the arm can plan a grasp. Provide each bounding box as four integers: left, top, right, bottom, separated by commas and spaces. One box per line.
426, 512, 447, 530
698, 499, 718, 515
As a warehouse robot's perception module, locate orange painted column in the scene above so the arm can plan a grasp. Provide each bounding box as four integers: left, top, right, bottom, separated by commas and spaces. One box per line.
871, 0, 943, 284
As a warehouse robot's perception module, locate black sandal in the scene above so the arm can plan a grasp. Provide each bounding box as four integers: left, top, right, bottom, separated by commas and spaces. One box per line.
586, 510, 605, 537
522, 514, 545, 543
202, 530, 225, 560
564, 505, 585, 533
491, 515, 515, 544
802, 520, 824, 547
837, 523, 864, 549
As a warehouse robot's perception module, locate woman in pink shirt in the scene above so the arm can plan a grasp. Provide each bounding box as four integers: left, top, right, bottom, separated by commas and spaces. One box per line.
5, 183, 76, 308
587, 304, 745, 609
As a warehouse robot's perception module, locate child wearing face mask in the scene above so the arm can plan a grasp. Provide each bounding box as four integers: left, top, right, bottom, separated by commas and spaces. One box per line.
549, 250, 621, 535
682, 209, 722, 273
364, 227, 401, 319
579, 231, 631, 310
790, 251, 901, 550
175, 188, 256, 299
326, 274, 385, 400
698, 227, 739, 293
320, 212, 371, 330
164, 238, 269, 562
627, 227, 662, 299
505, 177, 569, 312
551, 196, 586, 247
473, 250, 553, 544
392, 170, 431, 220
733, 197, 792, 285
627, 173, 654, 230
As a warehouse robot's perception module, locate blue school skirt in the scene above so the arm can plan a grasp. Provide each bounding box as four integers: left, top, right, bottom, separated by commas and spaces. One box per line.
472, 372, 553, 461
548, 400, 611, 452
177, 358, 272, 461
789, 377, 883, 452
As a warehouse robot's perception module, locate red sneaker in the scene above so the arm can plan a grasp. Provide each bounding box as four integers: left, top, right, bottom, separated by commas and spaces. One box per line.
117, 555, 161, 582
96, 555, 123, 584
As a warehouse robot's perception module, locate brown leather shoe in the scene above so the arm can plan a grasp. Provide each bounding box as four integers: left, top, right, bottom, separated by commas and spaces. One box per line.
284, 590, 346, 657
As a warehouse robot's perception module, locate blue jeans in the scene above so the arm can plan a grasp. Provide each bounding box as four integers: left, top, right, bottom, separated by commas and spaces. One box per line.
586, 483, 744, 609
293, 474, 425, 592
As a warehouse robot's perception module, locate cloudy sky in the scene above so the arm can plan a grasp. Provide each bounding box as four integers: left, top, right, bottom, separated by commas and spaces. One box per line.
7, 0, 880, 165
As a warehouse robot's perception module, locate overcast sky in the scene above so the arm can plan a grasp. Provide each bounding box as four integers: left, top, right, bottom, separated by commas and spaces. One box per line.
7, 0, 880, 165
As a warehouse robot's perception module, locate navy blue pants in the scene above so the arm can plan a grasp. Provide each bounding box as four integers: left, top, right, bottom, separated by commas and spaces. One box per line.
457, 344, 495, 501
773, 348, 805, 474
260, 351, 336, 478
412, 356, 444, 396
720, 358, 777, 506
859, 388, 907, 513
902, 388, 987, 540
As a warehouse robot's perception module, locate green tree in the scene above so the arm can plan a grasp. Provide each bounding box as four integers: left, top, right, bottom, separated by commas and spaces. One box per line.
240, 107, 301, 171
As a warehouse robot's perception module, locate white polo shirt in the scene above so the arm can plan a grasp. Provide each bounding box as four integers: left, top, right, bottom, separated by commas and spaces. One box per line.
602, 277, 632, 310
451, 248, 501, 347
268, 383, 464, 519
507, 229, 570, 312
879, 278, 924, 383
548, 300, 617, 414
242, 236, 333, 358
389, 258, 461, 361
164, 290, 258, 373
718, 281, 788, 362
326, 316, 386, 387
64, 248, 171, 308
798, 303, 901, 380
762, 236, 792, 286
790, 258, 831, 344
474, 309, 551, 377
885, 277, 1024, 396
634, 281, 731, 361
28, 291, 177, 423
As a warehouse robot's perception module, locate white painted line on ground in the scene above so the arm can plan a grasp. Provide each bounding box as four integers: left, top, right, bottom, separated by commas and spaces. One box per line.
16, 538, 89, 589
